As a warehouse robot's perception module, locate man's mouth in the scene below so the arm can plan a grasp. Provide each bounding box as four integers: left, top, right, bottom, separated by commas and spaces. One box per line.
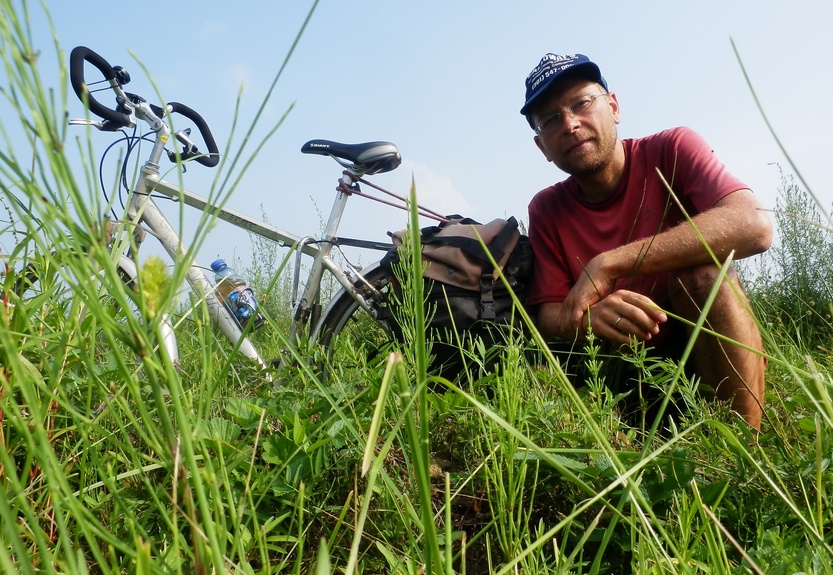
565, 138, 592, 154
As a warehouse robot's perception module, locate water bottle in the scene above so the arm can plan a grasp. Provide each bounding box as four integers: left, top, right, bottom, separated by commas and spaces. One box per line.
210, 259, 264, 330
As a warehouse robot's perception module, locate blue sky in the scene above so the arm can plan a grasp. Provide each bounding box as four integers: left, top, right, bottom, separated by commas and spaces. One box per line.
5, 0, 832, 270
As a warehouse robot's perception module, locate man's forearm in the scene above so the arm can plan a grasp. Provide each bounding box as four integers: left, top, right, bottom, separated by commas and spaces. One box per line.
536, 301, 577, 341
594, 190, 772, 281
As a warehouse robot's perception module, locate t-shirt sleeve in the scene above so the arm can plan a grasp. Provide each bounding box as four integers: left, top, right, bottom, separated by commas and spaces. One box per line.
527, 190, 573, 306
664, 127, 749, 212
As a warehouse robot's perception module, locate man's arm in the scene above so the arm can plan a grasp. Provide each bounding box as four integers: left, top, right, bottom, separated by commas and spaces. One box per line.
538, 189, 772, 341
596, 189, 770, 282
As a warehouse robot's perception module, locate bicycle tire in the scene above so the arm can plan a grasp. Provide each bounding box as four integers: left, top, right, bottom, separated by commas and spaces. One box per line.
7, 253, 178, 372
314, 265, 398, 373
69, 256, 180, 374
109, 256, 179, 366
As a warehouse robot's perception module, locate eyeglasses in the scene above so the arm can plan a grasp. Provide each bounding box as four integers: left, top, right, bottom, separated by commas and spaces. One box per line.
534, 93, 607, 134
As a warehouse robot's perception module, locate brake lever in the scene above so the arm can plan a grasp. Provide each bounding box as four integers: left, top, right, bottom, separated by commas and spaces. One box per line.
69, 118, 104, 129
166, 128, 200, 167
175, 128, 198, 155
67, 118, 123, 132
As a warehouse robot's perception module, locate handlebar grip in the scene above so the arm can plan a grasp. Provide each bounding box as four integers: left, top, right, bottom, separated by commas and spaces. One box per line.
69, 46, 132, 128
167, 102, 220, 168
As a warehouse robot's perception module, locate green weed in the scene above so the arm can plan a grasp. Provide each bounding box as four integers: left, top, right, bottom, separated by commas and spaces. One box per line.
2, 2, 833, 574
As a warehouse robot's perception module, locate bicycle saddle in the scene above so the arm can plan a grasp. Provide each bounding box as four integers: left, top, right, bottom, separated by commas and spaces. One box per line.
301, 139, 401, 175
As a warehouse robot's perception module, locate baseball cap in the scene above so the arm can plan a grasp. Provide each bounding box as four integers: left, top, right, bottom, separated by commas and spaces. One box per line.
520, 53, 608, 119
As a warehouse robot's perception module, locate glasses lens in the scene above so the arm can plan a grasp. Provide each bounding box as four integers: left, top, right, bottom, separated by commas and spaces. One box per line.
572, 97, 595, 115
536, 94, 605, 134
537, 113, 562, 133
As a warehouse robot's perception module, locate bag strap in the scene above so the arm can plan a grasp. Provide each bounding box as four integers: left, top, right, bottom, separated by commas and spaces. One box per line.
477, 217, 519, 320
421, 217, 519, 266
486, 216, 520, 265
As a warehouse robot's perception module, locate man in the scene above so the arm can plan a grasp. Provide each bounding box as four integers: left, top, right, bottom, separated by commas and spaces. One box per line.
521, 53, 772, 429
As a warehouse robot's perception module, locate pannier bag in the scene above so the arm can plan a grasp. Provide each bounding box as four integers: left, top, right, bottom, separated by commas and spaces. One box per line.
380, 215, 533, 379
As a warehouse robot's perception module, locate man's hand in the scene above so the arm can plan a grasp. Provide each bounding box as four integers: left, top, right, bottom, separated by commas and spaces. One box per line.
559, 255, 613, 329
537, 289, 666, 343
581, 289, 667, 344
555, 252, 666, 344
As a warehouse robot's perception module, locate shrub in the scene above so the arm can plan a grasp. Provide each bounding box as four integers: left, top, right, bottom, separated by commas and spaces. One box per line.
742, 170, 833, 353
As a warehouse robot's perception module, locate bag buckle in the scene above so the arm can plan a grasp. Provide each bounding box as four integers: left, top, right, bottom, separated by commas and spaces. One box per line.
480, 274, 496, 320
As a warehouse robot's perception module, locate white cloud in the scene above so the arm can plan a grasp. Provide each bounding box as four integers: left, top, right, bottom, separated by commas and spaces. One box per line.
199, 19, 227, 43
389, 159, 472, 220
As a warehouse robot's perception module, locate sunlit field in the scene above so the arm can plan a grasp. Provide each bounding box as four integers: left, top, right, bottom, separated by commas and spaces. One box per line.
2, 2, 832, 573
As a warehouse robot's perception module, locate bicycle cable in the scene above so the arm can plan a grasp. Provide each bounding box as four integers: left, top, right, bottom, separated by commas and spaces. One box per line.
338, 173, 448, 223
84, 77, 117, 96
98, 128, 135, 218
98, 127, 184, 220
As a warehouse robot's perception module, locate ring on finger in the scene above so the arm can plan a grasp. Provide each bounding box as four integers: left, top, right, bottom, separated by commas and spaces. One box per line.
614, 316, 623, 328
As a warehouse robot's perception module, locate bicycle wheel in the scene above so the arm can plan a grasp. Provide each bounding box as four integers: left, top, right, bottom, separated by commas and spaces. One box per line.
314, 265, 399, 374
101, 255, 179, 367
5, 252, 178, 378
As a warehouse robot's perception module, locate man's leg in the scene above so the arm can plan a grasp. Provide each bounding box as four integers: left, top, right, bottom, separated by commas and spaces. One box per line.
668, 265, 766, 430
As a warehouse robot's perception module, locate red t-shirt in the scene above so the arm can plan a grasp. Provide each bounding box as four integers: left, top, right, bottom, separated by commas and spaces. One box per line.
527, 126, 748, 307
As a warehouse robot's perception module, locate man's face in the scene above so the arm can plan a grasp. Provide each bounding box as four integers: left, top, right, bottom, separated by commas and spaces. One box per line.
531, 77, 620, 177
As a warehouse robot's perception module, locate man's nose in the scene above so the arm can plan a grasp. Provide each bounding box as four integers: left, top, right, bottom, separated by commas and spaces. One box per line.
561, 112, 581, 133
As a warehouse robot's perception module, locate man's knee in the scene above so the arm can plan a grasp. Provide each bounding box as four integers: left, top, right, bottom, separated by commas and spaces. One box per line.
668, 264, 742, 314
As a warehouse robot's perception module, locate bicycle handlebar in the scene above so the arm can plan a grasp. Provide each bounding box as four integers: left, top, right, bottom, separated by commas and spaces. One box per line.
69, 45, 133, 128
69, 45, 220, 168
167, 102, 219, 167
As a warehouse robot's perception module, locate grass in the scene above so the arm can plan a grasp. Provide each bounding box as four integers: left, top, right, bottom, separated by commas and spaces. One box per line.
3, 1, 833, 573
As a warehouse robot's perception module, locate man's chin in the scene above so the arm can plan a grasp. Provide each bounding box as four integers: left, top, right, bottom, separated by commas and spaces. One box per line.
559, 159, 605, 178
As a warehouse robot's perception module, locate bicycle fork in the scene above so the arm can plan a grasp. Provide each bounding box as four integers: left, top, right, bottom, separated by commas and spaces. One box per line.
127, 164, 267, 368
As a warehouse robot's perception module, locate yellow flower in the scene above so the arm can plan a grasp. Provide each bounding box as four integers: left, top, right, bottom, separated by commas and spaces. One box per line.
140, 256, 171, 320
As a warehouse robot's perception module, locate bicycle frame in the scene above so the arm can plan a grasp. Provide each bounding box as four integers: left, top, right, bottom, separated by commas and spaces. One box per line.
123, 133, 394, 369
68, 45, 401, 371
141, 164, 392, 339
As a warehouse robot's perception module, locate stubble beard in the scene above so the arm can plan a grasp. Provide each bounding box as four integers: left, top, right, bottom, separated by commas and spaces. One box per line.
556, 127, 619, 178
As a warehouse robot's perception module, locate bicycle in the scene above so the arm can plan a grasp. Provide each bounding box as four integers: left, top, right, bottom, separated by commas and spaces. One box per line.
63, 45, 443, 373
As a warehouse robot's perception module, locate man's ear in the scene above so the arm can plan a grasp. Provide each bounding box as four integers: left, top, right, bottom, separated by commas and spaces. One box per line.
608, 92, 621, 125
534, 134, 553, 162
